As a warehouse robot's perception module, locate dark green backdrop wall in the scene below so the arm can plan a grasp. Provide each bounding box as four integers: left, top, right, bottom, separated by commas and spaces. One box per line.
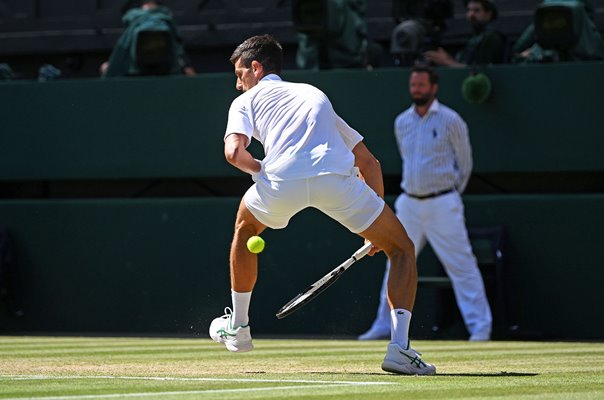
0, 63, 603, 339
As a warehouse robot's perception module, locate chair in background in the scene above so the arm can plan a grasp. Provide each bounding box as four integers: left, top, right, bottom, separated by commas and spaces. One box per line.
418, 225, 508, 338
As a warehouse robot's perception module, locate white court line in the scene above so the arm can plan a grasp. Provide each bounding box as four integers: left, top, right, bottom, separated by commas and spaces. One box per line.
0, 374, 394, 399
0, 374, 391, 385
0, 384, 363, 400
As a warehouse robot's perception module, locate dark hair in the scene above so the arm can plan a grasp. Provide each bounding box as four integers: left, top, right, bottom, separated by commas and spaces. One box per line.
120, 0, 161, 15
411, 64, 439, 84
465, 0, 498, 20
229, 34, 283, 75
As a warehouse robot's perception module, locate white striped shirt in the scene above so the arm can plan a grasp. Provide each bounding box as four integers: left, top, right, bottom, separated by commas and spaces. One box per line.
394, 99, 472, 196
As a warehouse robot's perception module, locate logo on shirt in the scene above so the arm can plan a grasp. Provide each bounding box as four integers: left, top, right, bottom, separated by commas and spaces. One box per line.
432, 129, 438, 138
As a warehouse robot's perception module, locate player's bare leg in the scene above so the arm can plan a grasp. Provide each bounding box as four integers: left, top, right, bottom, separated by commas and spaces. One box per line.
209, 199, 265, 353
230, 199, 266, 293
360, 205, 436, 375
360, 205, 416, 311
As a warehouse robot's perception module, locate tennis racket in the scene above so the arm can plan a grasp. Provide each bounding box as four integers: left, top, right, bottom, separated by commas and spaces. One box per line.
275, 242, 373, 319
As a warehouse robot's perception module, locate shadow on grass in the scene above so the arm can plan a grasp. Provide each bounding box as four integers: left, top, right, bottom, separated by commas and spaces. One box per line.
299, 371, 539, 377
430, 372, 539, 377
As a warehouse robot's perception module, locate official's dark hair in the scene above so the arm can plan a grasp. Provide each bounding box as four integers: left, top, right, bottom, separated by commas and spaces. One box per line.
411, 64, 439, 84
230, 35, 283, 75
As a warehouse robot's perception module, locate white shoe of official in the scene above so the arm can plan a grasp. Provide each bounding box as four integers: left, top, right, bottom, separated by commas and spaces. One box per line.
381, 343, 436, 375
469, 331, 491, 341
358, 325, 390, 340
209, 307, 253, 353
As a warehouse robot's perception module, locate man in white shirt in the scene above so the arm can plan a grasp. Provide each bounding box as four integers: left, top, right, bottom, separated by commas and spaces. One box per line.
209, 34, 435, 375
359, 65, 492, 342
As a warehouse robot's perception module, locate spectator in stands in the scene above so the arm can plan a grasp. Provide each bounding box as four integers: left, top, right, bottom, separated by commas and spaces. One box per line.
423, 0, 505, 67
101, 0, 195, 77
0, 63, 15, 81
513, 0, 604, 63
358, 65, 492, 341
294, 0, 382, 70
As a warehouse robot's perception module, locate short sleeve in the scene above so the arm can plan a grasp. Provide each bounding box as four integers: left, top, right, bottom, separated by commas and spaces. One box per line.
224, 95, 254, 146
335, 113, 363, 150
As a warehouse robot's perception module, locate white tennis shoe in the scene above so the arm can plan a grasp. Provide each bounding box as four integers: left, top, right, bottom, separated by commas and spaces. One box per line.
381, 343, 436, 375
209, 307, 253, 353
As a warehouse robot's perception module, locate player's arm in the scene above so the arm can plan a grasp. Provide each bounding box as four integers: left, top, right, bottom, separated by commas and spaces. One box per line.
224, 133, 261, 177
353, 142, 385, 256
333, 112, 384, 198
352, 142, 384, 199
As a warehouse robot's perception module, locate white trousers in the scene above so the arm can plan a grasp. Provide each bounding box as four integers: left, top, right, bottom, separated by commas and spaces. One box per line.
372, 191, 492, 336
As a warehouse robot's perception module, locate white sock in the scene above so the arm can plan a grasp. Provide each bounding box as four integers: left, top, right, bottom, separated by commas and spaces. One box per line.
231, 290, 252, 328
390, 308, 412, 349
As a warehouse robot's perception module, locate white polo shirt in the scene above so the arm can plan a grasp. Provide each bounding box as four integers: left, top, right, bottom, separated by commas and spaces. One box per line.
225, 74, 363, 181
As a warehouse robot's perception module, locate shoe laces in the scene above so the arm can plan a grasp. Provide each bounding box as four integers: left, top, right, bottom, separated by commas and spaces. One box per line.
405, 341, 422, 356
220, 307, 249, 331
222, 307, 234, 330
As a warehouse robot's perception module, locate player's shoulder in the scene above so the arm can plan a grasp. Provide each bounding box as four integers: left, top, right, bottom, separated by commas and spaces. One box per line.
292, 80, 325, 95
229, 90, 249, 107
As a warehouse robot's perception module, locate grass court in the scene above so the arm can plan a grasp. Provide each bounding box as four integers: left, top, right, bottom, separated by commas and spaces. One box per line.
1, 336, 603, 399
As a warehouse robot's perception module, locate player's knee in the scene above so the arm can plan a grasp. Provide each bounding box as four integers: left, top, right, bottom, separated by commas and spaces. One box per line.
400, 235, 415, 255
234, 219, 259, 238
234, 203, 264, 238
388, 236, 415, 265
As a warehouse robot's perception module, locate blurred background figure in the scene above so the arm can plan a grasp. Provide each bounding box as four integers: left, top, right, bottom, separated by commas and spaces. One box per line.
359, 65, 492, 342
0, 63, 15, 81
389, 0, 454, 66
293, 0, 382, 70
513, 0, 604, 63
38, 64, 62, 82
101, 0, 196, 78
422, 0, 506, 67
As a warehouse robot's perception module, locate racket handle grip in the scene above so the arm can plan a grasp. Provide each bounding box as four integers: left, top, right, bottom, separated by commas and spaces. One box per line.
353, 242, 373, 260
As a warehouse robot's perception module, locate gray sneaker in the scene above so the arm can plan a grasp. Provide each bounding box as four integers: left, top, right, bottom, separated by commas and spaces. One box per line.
381, 343, 436, 375
209, 307, 253, 353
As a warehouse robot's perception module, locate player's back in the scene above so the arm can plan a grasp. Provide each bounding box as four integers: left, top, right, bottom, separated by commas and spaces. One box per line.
245, 76, 357, 181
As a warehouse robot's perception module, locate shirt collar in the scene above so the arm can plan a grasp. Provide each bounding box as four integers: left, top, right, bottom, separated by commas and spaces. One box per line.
428, 99, 440, 113
410, 98, 440, 117
261, 73, 282, 82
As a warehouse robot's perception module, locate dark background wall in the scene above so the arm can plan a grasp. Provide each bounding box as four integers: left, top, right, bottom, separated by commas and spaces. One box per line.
1, 64, 603, 192
0, 195, 602, 340
0, 62, 603, 339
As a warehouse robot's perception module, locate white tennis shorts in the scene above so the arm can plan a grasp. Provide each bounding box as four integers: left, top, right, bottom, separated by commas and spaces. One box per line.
244, 170, 385, 233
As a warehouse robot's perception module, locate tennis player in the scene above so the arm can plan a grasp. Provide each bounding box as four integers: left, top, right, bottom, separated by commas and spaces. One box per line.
209, 34, 435, 375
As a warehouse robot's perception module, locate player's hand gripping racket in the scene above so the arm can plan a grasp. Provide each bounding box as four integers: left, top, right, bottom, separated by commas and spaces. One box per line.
276, 242, 373, 319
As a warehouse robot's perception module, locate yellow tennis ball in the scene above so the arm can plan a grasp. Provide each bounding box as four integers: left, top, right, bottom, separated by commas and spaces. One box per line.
246, 236, 265, 254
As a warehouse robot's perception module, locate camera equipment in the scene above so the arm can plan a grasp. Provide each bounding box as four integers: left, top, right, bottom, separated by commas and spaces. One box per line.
534, 2, 581, 59
390, 0, 453, 66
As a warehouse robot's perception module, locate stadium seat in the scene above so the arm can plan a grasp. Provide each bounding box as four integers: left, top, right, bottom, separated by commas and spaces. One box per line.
418, 225, 508, 339
135, 30, 174, 76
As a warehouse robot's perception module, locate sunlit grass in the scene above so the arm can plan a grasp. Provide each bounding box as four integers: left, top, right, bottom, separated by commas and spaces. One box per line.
0, 337, 602, 399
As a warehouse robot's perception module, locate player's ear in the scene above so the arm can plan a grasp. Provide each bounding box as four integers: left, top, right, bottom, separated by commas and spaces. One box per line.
251, 60, 263, 76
